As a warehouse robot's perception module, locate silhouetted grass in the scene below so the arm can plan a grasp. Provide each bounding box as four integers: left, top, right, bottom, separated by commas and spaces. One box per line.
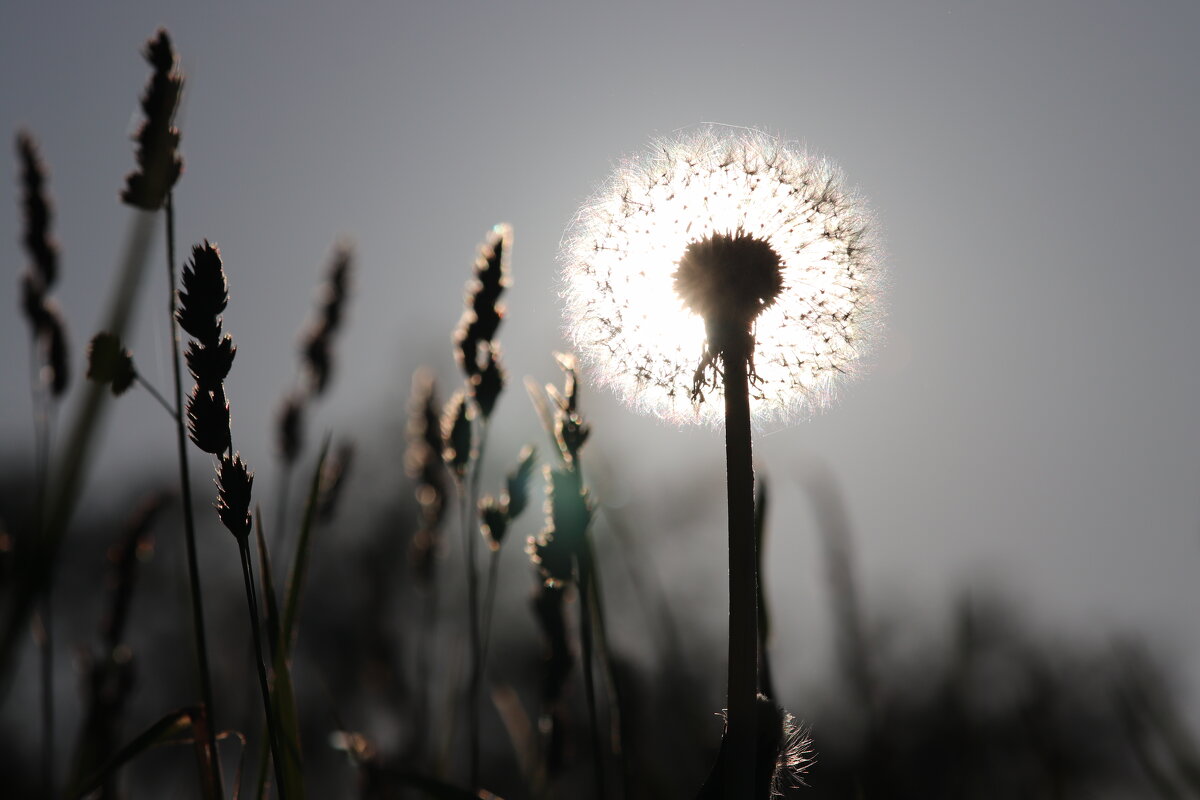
5, 24, 1200, 800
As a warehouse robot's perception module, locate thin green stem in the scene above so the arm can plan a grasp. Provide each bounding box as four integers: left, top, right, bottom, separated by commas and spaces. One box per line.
479, 549, 502, 672
134, 373, 177, 418
464, 420, 489, 788
581, 533, 629, 798
272, 464, 293, 568
237, 535, 290, 800
576, 556, 605, 800
165, 194, 223, 796
722, 344, 758, 799
38, 599, 53, 797
29, 343, 53, 798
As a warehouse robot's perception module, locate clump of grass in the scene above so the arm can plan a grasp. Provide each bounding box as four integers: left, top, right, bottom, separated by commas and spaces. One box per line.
445, 225, 513, 789
526, 353, 626, 797
176, 241, 292, 798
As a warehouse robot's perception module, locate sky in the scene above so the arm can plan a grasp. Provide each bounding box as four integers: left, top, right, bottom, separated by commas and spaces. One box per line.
3, 0, 1200, 718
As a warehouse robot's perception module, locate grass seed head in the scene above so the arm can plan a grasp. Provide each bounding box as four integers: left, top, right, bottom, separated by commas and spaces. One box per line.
17, 131, 58, 289
176, 242, 229, 346
276, 392, 306, 464
300, 242, 353, 395
470, 342, 506, 419
121, 28, 184, 211
187, 384, 231, 455
87, 332, 136, 396
185, 335, 236, 391
441, 389, 474, 482
41, 304, 70, 396
454, 224, 512, 377
216, 452, 253, 539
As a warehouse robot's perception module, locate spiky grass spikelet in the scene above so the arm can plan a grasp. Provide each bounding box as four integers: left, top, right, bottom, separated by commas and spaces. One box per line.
479, 445, 537, 551
471, 342, 506, 419
454, 224, 512, 379
177, 242, 237, 455
121, 29, 183, 211
86, 333, 136, 396
184, 336, 235, 389
17, 132, 70, 396
17, 132, 58, 289
441, 389, 473, 482
405, 370, 447, 582
276, 393, 305, 465
215, 453, 253, 539
300, 242, 354, 396
187, 385, 231, 455
176, 242, 228, 347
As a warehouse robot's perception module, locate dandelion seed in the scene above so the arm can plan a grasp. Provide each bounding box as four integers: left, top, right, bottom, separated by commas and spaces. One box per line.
561, 126, 880, 425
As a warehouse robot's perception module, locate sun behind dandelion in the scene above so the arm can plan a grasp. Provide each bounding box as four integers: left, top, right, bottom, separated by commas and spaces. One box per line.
561, 126, 881, 425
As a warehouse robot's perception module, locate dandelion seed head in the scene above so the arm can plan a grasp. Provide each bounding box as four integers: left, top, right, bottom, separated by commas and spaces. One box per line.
561, 127, 881, 426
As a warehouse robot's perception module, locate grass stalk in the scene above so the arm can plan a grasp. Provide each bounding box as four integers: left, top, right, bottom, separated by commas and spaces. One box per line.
460, 487, 481, 785
479, 549, 501, 672
237, 534, 290, 800
38, 598, 53, 797
164, 194, 223, 795
464, 420, 489, 787
577, 556, 605, 799
29, 344, 55, 798
722, 343, 758, 799
134, 373, 177, 418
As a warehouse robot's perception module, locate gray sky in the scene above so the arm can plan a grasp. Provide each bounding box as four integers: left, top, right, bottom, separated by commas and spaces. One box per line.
3, 0, 1199, 714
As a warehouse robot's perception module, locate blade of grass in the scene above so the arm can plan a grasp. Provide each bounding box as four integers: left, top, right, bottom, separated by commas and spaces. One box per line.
237, 535, 292, 800
258, 439, 331, 800
63, 706, 196, 800
369, 767, 503, 800
280, 437, 330, 648
253, 506, 305, 800
0, 211, 156, 696
254, 506, 307, 800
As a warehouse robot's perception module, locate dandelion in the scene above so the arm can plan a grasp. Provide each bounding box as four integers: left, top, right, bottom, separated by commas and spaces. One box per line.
561, 127, 880, 796
561, 126, 879, 426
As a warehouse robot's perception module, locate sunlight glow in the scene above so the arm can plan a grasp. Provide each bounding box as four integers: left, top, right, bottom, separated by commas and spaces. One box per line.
561, 128, 881, 426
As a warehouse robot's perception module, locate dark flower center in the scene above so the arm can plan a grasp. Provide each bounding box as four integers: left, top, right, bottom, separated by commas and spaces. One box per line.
673, 230, 783, 354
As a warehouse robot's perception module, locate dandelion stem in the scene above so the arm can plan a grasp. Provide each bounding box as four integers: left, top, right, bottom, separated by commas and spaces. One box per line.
165, 193, 223, 796
237, 534, 290, 800
723, 342, 758, 799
